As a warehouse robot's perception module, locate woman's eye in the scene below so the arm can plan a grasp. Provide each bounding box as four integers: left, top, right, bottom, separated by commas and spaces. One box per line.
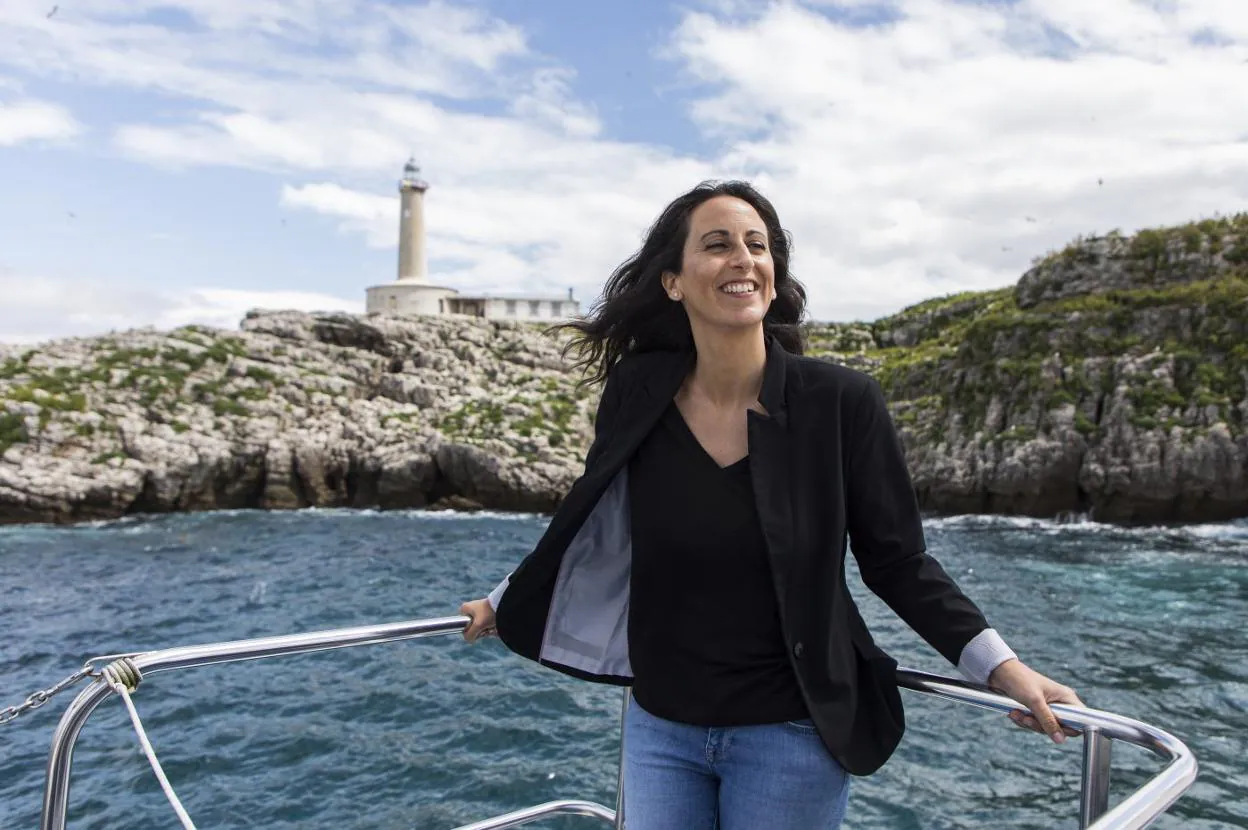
750, 242, 767, 251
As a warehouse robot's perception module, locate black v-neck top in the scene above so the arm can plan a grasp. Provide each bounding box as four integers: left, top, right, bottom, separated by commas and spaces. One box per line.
626, 402, 807, 726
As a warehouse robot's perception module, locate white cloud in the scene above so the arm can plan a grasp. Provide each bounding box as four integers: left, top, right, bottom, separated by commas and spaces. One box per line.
280, 182, 395, 246
157, 287, 363, 332
379, 0, 528, 72
0, 272, 358, 344
0, 97, 79, 145
669, 0, 1248, 319
508, 67, 602, 138
0, 0, 529, 100
1, 0, 1247, 331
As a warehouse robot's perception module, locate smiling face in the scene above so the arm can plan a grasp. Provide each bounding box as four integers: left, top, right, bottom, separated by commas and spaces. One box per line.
662, 195, 776, 336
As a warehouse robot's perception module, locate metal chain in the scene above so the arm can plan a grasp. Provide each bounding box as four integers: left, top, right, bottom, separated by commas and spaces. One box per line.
0, 661, 101, 726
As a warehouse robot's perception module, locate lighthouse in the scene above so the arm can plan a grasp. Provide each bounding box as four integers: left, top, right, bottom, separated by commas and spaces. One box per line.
365, 160, 581, 321
396, 157, 429, 282
366, 159, 456, 315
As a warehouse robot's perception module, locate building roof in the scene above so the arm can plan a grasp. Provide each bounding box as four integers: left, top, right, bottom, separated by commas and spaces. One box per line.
454, 293, 579, 303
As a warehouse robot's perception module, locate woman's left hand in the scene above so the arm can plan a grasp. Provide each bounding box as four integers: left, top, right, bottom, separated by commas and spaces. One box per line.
987, 658, 1084, 744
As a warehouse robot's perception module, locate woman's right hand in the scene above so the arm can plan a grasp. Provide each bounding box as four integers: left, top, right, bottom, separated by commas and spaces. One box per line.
459, 598, 497, 643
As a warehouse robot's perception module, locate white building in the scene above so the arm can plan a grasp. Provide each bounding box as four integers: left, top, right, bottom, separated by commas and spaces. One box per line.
365, 160, 581, 322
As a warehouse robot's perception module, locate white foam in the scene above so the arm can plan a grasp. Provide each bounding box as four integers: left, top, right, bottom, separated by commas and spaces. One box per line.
284, 506, 545, 522
925, 513, 1248, 548
390, 508, 546, 522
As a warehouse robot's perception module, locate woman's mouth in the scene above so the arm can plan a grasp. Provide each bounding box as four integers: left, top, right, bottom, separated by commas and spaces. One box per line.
720, 281, 758, 295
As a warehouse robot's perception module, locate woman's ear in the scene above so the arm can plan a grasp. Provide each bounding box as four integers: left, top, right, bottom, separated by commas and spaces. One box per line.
661, 271, 682, 301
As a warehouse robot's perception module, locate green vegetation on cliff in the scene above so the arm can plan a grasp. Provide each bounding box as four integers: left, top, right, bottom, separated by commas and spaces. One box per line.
805, 215, 1247, 464
1034, 213, 1248, 271
883, 276, 1244, 435
0, 327, 285, 459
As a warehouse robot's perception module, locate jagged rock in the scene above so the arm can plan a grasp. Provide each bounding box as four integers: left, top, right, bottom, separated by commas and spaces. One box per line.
374, 447, 438, 509
261, 439, 300, 509
428, 494, 485, 512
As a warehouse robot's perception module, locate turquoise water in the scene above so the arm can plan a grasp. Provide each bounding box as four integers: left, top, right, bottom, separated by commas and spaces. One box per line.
1, 509, 1245, 829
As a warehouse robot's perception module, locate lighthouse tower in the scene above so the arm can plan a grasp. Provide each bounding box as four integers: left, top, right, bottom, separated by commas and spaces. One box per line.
396, 158, 429, 282
365, 159, 458, 315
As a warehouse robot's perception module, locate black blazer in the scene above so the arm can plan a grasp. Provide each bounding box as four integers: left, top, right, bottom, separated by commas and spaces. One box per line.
495, 337, 993, 775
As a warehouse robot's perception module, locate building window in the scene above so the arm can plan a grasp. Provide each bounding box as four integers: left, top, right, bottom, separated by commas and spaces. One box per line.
551, 302, 562, 317
438, 299, 444, 313
388, 295, 397, 311
529, 300, 540, 316
506, 300, 517, 316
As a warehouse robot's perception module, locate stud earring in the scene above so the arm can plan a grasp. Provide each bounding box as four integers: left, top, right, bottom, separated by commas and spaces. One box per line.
670, 292, 682, 301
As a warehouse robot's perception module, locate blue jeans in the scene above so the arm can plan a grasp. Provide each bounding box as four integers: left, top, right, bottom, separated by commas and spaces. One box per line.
623, 698, 851, 830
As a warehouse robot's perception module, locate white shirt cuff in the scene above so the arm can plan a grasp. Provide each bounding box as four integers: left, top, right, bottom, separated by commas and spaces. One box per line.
957, 628, 1017, 686
487, 575, 511, 612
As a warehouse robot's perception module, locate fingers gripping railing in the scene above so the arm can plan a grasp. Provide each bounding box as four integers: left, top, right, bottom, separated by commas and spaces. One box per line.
894, 670, 1198, 830
41, 618, 1196, 830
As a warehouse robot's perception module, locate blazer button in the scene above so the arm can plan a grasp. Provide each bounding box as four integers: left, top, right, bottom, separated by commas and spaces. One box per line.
793, 641, 805, 659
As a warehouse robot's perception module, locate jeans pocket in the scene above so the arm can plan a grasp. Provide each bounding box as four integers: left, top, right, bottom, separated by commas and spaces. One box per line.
783, 718, 820, 734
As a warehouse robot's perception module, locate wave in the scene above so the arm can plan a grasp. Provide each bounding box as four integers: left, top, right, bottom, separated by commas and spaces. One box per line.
296, 506, 546, 522
0, 506, 549, 537
925, 512, 1248, 547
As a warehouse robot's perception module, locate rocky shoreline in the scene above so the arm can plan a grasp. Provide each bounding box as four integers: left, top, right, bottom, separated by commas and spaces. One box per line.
2, 215, 1246, 525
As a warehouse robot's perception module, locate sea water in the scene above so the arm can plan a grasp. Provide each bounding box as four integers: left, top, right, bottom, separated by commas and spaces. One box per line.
1, 509, 1245, 829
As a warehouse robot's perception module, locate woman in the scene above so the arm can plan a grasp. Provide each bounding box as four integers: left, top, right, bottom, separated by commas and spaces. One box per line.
459, 180, 1082, 829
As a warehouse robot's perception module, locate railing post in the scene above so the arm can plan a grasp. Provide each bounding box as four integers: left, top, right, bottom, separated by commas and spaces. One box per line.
615, 689, 630, 829
1079, 726, 1113, 828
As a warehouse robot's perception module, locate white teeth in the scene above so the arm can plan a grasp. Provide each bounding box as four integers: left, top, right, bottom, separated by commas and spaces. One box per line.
721, 283, 755, 294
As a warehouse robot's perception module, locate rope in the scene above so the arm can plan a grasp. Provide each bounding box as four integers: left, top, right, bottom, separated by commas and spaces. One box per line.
101, 659, 198, 830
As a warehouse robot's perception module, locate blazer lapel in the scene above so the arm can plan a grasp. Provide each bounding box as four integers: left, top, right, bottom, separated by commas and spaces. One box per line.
748, 339, 797, 608
593, 350, 691, 474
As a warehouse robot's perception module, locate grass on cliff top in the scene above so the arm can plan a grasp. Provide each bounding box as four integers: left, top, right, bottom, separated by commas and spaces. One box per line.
1033, 212, 1248, 269
856, 272, 1247, 363
0, 329, 269, 442
803, 214, 1248, 358
854, 271, 1248, 437
952, 274, 1248, 363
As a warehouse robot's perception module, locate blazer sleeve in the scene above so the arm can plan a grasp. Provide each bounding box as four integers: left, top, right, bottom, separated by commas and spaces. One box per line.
845, 378, 1015, 684
487, 365, 626, 611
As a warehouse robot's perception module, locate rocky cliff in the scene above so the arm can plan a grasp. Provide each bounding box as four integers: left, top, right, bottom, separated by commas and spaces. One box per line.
0, 312, 596, 524
2, 214, 1245, 525
808, 214, 1248, 523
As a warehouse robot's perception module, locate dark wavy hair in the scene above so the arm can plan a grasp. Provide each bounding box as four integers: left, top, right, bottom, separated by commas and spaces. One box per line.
554, 180, 807, 387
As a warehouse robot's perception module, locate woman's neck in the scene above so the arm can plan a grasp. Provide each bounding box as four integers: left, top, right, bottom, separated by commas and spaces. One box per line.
685, 325, 767, 409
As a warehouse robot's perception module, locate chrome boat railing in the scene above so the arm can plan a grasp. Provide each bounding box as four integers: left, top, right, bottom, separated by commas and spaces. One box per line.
40, 616, 1197, 830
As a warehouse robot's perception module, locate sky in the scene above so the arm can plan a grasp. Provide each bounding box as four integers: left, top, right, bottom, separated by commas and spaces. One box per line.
0, 0, 1246, 344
